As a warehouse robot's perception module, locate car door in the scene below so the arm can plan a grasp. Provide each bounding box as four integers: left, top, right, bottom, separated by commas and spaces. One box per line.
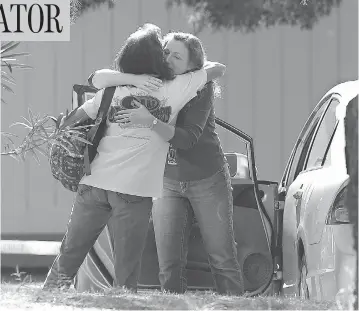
291, 97, 345, 297
280, 94, 337, 293
159, 119, 279, 293
302, 97, 346, 246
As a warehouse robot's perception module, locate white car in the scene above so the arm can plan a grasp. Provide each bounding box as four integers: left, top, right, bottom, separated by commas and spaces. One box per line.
280, 80, 358, 300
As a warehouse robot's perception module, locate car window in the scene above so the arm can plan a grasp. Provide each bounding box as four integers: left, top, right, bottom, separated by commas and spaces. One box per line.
216, 124, 250, 178
305, 98, 339, 170
284, 97, 331, 186
324, 118, 345, 169
322, 123, 338, 167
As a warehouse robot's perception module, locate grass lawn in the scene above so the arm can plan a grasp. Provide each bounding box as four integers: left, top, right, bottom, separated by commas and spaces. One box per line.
0, 270, 342, 310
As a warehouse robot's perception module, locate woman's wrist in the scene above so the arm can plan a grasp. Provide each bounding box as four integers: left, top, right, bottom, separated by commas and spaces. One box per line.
149, 118, 175, 141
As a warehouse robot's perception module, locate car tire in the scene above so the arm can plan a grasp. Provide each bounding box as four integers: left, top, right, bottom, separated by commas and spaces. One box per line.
298, 253, 310, 299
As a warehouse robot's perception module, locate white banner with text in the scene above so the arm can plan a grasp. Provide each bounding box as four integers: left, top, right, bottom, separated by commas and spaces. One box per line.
0, 0, 70, 41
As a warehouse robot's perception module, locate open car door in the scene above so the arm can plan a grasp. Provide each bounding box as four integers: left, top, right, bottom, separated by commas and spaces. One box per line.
73, 85, 283, 295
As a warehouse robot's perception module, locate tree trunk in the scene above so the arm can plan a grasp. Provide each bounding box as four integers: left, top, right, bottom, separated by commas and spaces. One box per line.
344, 95, 358, 310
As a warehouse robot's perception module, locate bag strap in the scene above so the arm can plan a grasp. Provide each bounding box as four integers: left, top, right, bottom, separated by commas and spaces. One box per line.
83, 86, 116, 175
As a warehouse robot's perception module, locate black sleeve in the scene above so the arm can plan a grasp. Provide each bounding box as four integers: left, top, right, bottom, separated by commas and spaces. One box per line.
169, 87, 213, 150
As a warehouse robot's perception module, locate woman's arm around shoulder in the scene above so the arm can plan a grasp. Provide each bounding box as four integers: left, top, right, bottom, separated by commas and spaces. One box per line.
88, 69, 162, 92
168, 61, 225, 110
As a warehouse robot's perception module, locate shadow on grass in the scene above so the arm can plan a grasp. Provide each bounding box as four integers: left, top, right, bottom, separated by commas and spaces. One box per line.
1, 283, 339, 311
1, 268, 339, 311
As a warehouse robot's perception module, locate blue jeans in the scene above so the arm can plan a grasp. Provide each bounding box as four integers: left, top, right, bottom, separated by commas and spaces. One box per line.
43, 185, 152, 291
152, 164, 244, 295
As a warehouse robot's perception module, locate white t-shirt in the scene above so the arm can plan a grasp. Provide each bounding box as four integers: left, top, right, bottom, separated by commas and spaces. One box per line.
79, 69, 207, 198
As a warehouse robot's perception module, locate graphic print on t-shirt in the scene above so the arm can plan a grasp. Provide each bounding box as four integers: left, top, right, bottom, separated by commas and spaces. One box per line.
108, 91, 172, 124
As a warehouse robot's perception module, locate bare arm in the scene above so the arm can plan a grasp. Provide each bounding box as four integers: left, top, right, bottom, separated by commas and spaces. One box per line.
115, 103, 209, 145
88, 70, 162, 91
148, 85, 213, 146
113, 102, 176, 141
89, 70, 135, 89
145, 103, 211, 146
89, 60, 225, 89
149, 65, 223, 142
113, 83, 213, 145
150, 119, 176, 142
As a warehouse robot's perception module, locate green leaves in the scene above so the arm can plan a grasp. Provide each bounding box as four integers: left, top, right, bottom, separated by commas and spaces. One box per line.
70, 0, 115, 24
0, 41, 21, 54
64, 0, 343, 32
1, 41, 32, 103
167, 0, 343, 33
1, 108, 94, 164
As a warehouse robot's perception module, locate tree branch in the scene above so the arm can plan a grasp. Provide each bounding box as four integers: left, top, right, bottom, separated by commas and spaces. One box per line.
167, 0, 343, 33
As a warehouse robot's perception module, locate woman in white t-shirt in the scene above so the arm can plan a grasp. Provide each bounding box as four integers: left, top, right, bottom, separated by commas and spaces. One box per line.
77, 32, 247, 296
43, 24, 225, 292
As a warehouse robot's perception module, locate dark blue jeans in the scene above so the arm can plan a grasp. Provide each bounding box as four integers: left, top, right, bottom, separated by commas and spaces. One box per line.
152, 164, 244, 295
43, 185, 152, 291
